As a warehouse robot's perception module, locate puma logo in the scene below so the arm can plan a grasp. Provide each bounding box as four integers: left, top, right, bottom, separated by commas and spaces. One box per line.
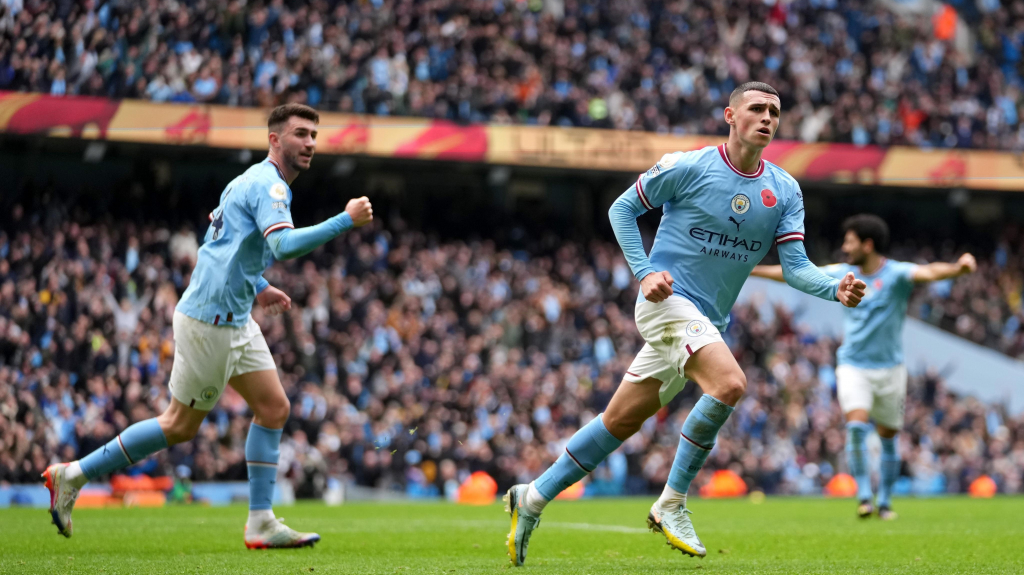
728, 216, 744, 231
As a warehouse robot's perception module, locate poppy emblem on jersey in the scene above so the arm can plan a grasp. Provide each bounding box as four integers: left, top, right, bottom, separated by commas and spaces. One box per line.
685, 320, 706, 337
200, 387, 218, 402
761, 189, 777, 208
874, 279, 883, 290
269, 183, 288, 200
731, 194, 751, 214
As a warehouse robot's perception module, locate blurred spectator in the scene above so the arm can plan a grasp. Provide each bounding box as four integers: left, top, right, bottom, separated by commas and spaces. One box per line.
0, 0, 1022, 149
1, 197, 1022, 499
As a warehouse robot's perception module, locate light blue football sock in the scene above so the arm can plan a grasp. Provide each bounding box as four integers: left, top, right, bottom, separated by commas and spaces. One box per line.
246, 423, 283, 511
667, 394, 734, 494
534, 414, 623, 501
846, 421, 874, 502
79, 419, 168, 480
877, 436, 900, 508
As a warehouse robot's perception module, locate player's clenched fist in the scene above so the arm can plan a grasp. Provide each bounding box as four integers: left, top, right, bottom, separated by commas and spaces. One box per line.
640, 270, 674, 303
257, 285, 292, 316
837, 272, 866, 308
346, 196, 373, 227
957, 252, 977, 275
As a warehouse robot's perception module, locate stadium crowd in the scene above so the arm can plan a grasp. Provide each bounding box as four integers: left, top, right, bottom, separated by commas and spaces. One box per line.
1, 201, 1022, 500
1, 0, 1024, 149
899, 225, 1024, 357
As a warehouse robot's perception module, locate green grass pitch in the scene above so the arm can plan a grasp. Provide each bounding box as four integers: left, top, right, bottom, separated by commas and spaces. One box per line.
1, 497, 1022, 574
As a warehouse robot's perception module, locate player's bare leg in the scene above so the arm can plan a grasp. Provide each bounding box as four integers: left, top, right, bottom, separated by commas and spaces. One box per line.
602, 377, 666, 440
230, 369, 319, 549
157, 398, 215, 443
650, 343, 745, 559
845, 409, 875, 518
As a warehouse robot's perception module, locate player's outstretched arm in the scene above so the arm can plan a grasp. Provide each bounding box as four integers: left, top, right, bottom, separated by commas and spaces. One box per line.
750, 265, 785, 282
779, 241, 866, 307
266, 197, 373, 260
911, 253, 977, 282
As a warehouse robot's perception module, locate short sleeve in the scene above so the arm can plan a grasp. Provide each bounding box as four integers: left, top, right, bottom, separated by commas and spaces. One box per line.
250, 178, 295, 238
820, 264, 849, 279
775, 183, 805, 245
633, 152, 695, 211
892, 260, 918, 291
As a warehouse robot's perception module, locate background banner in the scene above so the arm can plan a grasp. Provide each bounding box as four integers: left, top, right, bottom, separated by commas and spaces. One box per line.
2, 91, 1022, 190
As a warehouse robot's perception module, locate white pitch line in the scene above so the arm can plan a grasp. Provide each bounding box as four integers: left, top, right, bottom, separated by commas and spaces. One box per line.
427, 519, 650, 534
543, 522, 650, 534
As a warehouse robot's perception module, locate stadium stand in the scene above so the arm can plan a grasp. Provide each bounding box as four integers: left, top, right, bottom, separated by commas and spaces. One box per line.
0, 0, 1021, 148
1, 198, 1022, 498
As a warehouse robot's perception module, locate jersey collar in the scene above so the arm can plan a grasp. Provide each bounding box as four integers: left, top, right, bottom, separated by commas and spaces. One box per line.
717, 144, 764, 178
266, 157, 287, 182
859, 257, 888, 277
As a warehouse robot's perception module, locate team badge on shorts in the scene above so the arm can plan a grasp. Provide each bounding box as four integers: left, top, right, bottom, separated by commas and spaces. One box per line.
685, 320, 707, 337
200, 386, 219, 402
731, 194, 750, 214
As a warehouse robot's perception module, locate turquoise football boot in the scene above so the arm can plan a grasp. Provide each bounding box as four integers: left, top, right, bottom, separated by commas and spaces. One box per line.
503, 484, 541, 566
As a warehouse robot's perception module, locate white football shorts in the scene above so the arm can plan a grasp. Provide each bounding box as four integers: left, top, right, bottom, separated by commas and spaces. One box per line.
835, 363, 908, 430
168, 311, 277, 410
624, 296, 725, 405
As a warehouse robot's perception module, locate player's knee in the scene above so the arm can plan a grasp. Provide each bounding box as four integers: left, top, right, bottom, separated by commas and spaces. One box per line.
603, 410, 642, 440
158, 416, 199, 445
255, 397, 290, 429
718, 371, 747, 404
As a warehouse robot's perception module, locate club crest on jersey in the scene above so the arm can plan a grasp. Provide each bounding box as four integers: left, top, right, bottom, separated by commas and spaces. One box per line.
731, 194, 750, 214
269, 183, 288, 200
685, 321, 707, 337
761, 189, 778, 208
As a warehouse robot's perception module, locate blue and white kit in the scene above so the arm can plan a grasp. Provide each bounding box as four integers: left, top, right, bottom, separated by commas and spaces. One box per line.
823, 259, 918, 428
608, 145, 842, 402
172, 157, 353, 409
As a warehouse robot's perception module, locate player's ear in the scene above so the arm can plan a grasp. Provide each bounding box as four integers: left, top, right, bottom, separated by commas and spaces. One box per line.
724, 106, 734, 126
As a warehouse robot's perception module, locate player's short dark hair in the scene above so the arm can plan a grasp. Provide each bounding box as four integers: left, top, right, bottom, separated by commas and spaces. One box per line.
842, 214, 890, 253
728, 82, 780, 106
268, 103, 319, 133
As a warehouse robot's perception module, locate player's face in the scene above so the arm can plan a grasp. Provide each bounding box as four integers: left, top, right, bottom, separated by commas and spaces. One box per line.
726, 91, 781, 149
276, 117, 318, 172
842, 230, 868, 266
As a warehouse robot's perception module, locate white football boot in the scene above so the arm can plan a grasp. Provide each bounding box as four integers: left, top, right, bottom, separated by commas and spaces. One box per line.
42, 463, 81, 538
244, 517, 320, 549
647, 504, 707, 558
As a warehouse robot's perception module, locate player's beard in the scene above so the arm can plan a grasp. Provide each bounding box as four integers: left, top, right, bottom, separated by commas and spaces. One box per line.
286, 149, 313, 172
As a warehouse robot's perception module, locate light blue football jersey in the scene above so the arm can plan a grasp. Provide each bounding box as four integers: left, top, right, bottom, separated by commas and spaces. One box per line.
614, 144, 807, 330
176, 157, 295, 327
822, 259, 918, 368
